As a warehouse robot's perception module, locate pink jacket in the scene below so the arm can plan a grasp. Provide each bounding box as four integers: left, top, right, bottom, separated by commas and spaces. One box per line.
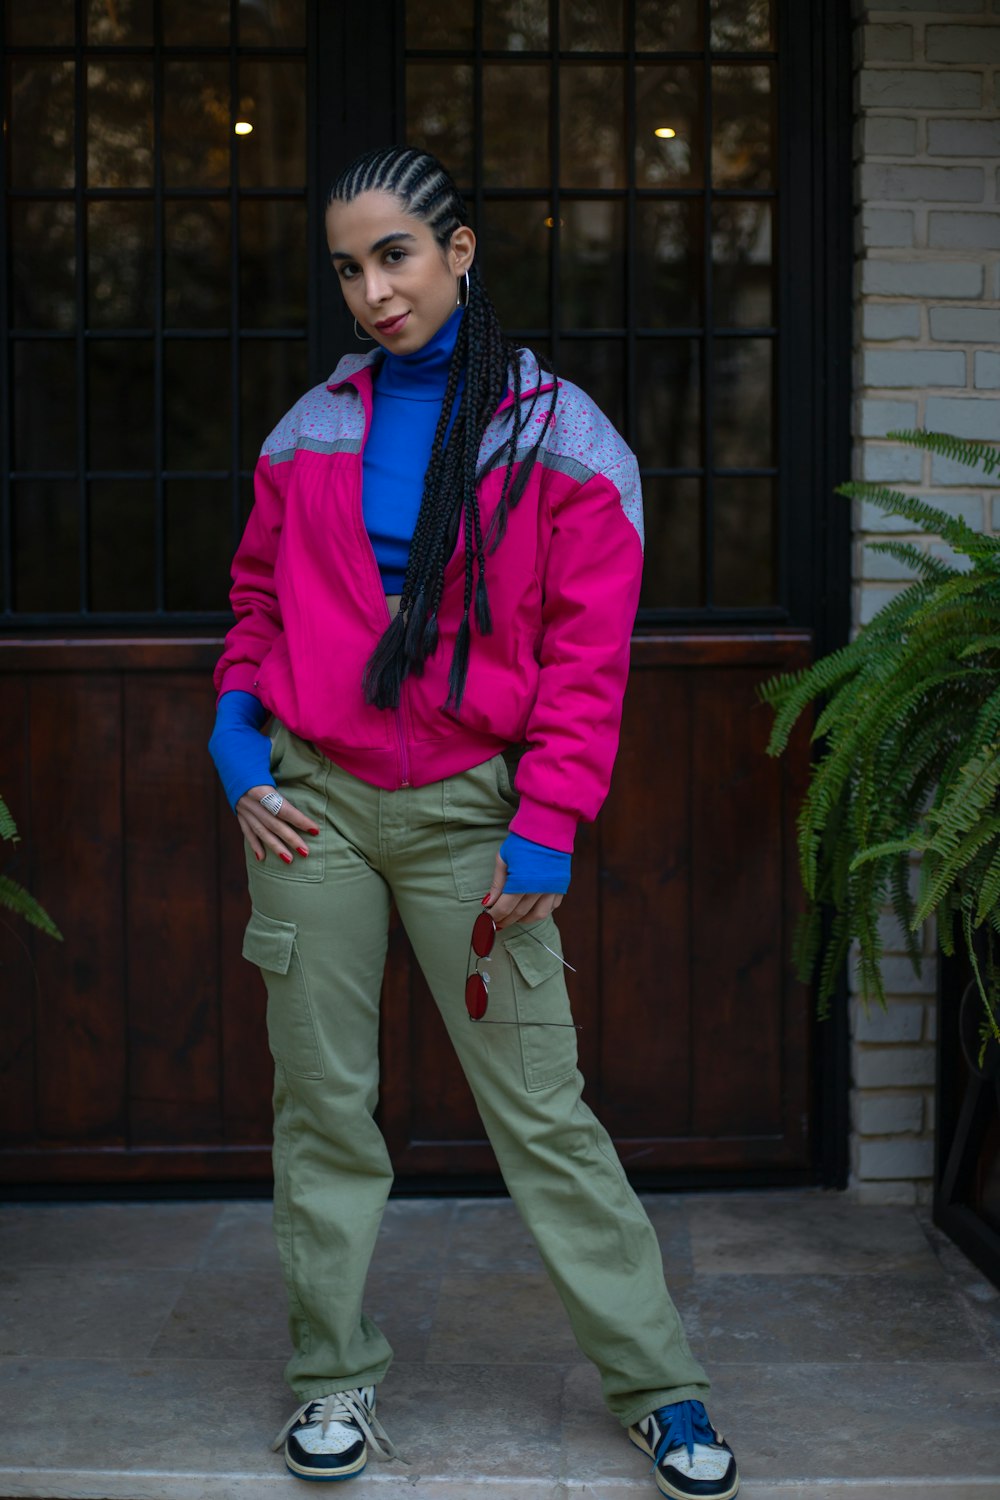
213, 349, 644, 852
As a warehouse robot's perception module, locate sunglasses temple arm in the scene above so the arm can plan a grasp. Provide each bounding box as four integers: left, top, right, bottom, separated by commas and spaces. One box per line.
522, 929, 577, 973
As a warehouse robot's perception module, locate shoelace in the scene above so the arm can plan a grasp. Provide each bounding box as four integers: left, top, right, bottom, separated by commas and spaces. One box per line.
650, 1399, 717, 1464
271, 1389, 406, 1465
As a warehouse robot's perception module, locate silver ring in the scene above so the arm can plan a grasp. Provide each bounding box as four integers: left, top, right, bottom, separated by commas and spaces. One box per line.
259, 790, 284, 817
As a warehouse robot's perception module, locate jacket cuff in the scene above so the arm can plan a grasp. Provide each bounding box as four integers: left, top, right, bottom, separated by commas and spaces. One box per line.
508, 794, 579, 853
216, 662, 264, 701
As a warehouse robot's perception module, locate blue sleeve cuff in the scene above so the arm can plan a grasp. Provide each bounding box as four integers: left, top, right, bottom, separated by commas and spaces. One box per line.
499, 830, 572, 895
208, 690, 274, 811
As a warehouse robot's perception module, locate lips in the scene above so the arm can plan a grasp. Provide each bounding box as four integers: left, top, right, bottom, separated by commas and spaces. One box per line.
374, 312, 409, 335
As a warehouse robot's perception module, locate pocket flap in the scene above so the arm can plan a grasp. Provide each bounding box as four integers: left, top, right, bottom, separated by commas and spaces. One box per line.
504, 928, 565, 987
242, 909, 296, 974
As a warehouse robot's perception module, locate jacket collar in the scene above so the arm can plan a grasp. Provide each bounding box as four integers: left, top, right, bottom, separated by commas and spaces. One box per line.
326, 345, 557, 413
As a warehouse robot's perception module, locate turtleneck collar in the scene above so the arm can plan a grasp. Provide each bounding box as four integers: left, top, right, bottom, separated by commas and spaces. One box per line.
375, 305, 464, 402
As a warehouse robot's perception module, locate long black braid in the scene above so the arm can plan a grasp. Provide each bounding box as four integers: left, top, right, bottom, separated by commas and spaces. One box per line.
327, 145, 558, 713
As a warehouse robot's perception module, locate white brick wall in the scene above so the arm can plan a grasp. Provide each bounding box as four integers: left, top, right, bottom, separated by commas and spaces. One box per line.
851, 0, 999, 1206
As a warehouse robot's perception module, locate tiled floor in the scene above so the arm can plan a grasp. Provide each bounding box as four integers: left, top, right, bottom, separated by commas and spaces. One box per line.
1, 1189, 999, 1499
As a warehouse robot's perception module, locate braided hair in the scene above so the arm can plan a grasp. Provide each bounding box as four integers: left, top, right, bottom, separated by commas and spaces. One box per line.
328, 145, 558, 713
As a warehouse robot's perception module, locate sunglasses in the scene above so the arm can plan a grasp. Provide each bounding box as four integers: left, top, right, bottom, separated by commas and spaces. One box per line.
466, 911, 581, 1028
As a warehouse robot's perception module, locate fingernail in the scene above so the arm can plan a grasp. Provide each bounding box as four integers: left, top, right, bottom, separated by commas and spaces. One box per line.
297, 846, 309, 857
255, 852, 262, 862
307, 826, 320, 836
280, 851, 293, 864
482, 894, 492, 905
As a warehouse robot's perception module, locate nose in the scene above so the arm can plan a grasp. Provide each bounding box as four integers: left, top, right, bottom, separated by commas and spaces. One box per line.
364, 267, 392, 307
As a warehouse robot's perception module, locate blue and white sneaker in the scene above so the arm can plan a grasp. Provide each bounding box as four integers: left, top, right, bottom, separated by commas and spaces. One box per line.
628, 1399, 739, 1499
271, 1386, 400, 1481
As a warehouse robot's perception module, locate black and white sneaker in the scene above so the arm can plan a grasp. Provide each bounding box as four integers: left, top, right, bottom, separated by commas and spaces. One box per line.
628, 1399, 739, 1499
271, 1386, 400, 1481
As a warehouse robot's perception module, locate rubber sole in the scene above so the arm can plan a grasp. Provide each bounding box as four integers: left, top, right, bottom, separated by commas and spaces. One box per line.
284, 1448, 368, 1482
628, 1424, 740, 1500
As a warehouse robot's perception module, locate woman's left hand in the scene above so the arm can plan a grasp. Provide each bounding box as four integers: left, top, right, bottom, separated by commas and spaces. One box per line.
483, 852, 564, 929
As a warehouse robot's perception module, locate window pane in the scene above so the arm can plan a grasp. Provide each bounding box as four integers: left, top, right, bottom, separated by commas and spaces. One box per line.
712, 200, 773, 328
9, 62, 76, 190
560, 65, 625, 190
557, 341, 625, 436
635, 200, 702, 328
484, 0, 548, 50
712, 64, 773, 189
165, 202, 231, 328
87, 0, 152, 45
238, 61, 307, 190
710, 0, 773, 52
88, 341, 155, 470
478, 200, 550, 331
88, 201, 155, 328
560, 0, 623, 52
638, 476, 702, 609
636, 340, 700, 469
713, 477, 775, 606
636, 0, 702, 51
6, 2, 73, 44
406, 64, 474, 186
712, 338, 773, 468
89, 482, 156, 611
406, 0, 474, 50
635, 66, 703, 189
87, 61, 154, 188
239, 0, 306, 46
241, 201, 308, 328
10, 203, 76, 331
241, 340, 309, 470
12, 483, 79, 612
14, 343, 78, 470
163, 60, 230, 189
483, 65, 550, 188
166, 482, 232, 610
164, 342, 232, 470
561, 201, 625, 329
163, 0, 229, 45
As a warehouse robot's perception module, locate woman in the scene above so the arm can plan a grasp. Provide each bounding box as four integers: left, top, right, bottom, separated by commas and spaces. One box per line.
209, 145, 740, 1500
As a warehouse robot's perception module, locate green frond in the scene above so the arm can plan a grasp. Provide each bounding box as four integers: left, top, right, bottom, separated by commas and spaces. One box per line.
865, 541, 957, 585
975, 839, 1000, 926
887, 429, 1000, 479
0, 873, 62, 940
0, 796, 18, 844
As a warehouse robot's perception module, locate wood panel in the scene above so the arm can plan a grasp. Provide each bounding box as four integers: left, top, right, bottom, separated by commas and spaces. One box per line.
0, 675, 36, 1143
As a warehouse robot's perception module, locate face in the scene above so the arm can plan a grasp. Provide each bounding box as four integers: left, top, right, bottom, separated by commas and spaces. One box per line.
326, 189, 476, 355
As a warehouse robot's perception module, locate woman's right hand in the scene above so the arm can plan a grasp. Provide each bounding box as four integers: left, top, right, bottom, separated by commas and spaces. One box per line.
237, 785, 320, 865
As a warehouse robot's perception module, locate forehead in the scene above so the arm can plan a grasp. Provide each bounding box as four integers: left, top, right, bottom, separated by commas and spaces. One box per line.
324, 189, 433, 250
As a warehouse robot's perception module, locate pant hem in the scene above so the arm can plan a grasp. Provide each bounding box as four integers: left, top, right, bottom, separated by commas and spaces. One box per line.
290, 1371, 392, 1402
615, 1385, 713, 1429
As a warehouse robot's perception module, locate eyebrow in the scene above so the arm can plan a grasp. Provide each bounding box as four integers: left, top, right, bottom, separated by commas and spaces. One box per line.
329, 231, 417, 261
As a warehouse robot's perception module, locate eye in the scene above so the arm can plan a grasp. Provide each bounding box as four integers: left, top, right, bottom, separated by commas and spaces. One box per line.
336, 260, 359, 280
384, 247, 407, 266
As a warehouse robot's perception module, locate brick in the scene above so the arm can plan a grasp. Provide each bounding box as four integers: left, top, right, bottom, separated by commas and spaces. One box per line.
857, 1138, 934, 1180
881, 953, 938, 993
925, 395, 1000, 438
854, 1045, 936, 1088
928, 539, 974, 572
853, 997, 925, 1039
857, 583, 908, 625
854, 1180, 918, 1207
860, 164, 984, 204
863, 116, 918, 156
863, 349, 967, 387
864, 303, 922, 339
932, 452, 993, 484
915, 1180, 933, 1206
928, 118, 1000, 156
974, 351, 1000, 388
860, 445, 924, 483
860, 207, 916, 248
930, 306, 1000, 342
927, 24, 1000, 61
858, 494, 984, 532
854, 1092, 925, 1135
863, 23, 914, 60
857, 398, 919, 438
861, 260, 983, 298
994, 496, 1000, 528
858, 70, 982, 110
928, 212, 1000, 251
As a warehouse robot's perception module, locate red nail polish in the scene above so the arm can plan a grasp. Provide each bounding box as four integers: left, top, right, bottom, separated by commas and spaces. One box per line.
297, 846, 309, 857
307, 827, 320, 837
482, 894, 491, 905
255, 852, 262, 862
280, 851, 293, 864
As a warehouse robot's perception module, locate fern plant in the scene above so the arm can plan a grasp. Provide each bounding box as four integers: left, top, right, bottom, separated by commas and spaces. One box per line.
759, 430, 1000, 1065
1, 795, 62, 940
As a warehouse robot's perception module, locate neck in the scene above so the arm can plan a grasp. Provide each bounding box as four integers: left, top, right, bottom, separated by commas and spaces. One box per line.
376, 306, 463, 400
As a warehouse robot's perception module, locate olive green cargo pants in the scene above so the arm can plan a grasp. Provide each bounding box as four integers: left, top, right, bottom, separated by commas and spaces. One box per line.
242, 722, 710, 1427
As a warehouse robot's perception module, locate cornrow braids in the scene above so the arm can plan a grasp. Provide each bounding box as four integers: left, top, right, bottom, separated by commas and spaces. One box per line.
328, 144, 558, 714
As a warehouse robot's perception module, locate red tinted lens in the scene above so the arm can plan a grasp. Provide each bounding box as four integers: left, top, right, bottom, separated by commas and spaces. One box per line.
471, 911, 496, 958
465, 972, 489, 1020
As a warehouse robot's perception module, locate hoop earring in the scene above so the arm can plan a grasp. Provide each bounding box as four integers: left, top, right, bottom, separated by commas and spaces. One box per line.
354, 317, 375, 342
456, 269, 470, 309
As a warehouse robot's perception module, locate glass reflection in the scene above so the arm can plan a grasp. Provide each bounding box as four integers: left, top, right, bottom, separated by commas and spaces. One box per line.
241, 201, 308, 328
483, 65, 550, 187
13, 483, 79, 613
406, 0, 474, 50
636, 0, 702, 51
7, 0, 73, 44
89, 482, 156, 611
164, 342, 232, 471
557, 342, 625, 435
712, 201, 773, 328
88, 201, 155, 328
636, 341, 700, 469
163, 0, 229, 45
712, 65, 773, 189
166, 482, 232, 610
238, 61, 307, 190
478, 201, 550, 331
239, 0, 307, 46
712, 477, 775, 606
87, 0, 152, 44
165, 203, 231, 328
560, 65, 625, 190
14, 343, 78, 470
9, 62, 75, 190
638, 477, 702, 609
88, 341, 155, 470
163, 60, 230, 189
484, 0, 548, 50
87, 62, 154, 188
635, 201, 702, 328
635, 66, 703, 188
712, 339, 773, 468
241, 340, 308, 469
406, 64, 474, 185
710, 0, 773, 52
560, 201, 625, 329
560, 0, 622, 52
10, 203, 76, 331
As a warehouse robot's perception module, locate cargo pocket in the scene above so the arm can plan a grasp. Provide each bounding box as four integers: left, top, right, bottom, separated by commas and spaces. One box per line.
444, 755, 517, 901
248, 722, 328, 884
505, 925, 579, 1092
242, 909, 324, 1081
